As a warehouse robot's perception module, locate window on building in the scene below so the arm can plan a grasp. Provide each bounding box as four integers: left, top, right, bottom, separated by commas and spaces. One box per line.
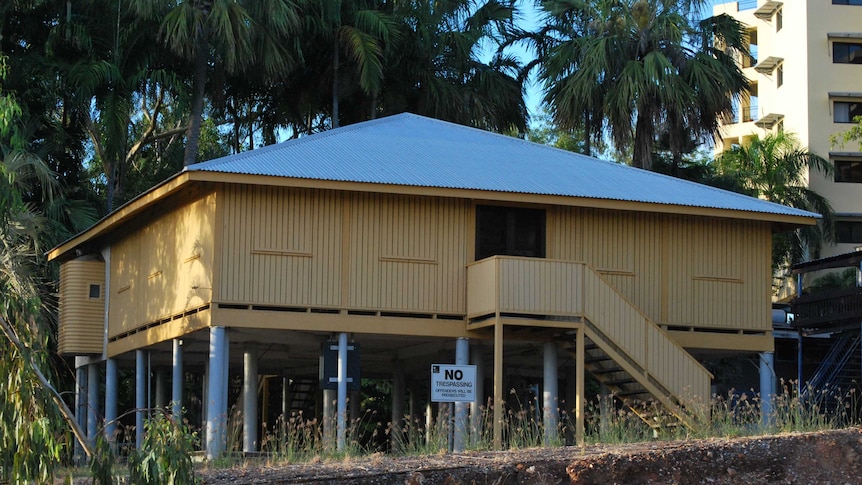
88, 284, 101, 299
835, 101, 862, 122
475, 205, 545, 260
776, 64, 784, 87
836, 221, 862, 243
775, 9, 782, 32
833, 0, 862, 5
834, 42, 862, 64
835, 160, 862, 182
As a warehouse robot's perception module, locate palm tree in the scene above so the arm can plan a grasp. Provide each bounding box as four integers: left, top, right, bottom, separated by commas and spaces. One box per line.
716, 131, 835, 270
536, 0, 748, 169
378, 0, 527, 133
135, 0, 303, 165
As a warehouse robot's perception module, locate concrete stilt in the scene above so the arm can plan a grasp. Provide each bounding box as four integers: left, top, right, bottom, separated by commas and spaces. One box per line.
105, 358, 118, 444
201, 360, 209, 446
543, 341, 558, 446
172, 339, 183, 417
336, 332, 348, 451
391, 362, 406, 451
453, 337, 469, 452
87, 363, 99, 445
155, 368, 168, 410
760, 351, 775, 427
575, 327, 585, 446
243, 343, 259, 453
135, 350, 146, 449
74, 361, 87, 462
206, 326, 227, 459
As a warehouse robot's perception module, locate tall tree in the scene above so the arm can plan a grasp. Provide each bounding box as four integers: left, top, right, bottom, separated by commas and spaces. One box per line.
716, 132, 835, 271
134, 0, 302, 165
377, 0, 527, 133
535, 0, 748, 169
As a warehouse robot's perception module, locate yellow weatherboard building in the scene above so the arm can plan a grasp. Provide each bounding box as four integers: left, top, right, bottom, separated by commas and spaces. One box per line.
50, 113, 817, 458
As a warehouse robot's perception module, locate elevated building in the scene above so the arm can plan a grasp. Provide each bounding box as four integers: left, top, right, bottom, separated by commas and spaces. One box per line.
50, 113, 817, 458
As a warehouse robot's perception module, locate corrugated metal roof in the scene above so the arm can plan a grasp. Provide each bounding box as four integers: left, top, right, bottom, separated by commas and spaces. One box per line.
187, 113, 817, 219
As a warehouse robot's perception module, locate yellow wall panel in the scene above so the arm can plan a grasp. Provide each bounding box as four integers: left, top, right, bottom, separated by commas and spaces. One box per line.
109, 192, 215, 337
58, 260, 105, 355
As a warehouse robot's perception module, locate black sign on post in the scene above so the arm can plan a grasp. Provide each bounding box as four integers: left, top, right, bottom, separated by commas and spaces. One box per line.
319, 341, 361, 391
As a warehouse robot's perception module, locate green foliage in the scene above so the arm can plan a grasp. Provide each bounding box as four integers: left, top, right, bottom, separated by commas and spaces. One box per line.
127, 412, 198, 485
89, 434, 118, 485
535, 0, 748, 168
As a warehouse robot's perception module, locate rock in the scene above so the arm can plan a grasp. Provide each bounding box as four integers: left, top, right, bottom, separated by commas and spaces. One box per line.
727, 468, 737, 478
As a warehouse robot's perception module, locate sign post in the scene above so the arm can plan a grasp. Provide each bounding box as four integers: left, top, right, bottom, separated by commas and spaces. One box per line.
430, 364, 477, 403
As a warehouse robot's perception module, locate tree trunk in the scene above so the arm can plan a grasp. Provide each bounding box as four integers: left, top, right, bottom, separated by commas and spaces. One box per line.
184, 32, 209, 166
583, 111, 592, 156
632, 111, 654, 170
332, 35, 340, 129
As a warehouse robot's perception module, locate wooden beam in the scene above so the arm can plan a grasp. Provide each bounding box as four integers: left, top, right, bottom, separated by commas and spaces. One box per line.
576, 326, 584, 447
668, 330, 774, 352
493, 318, 503, 450
213, 307, 476, 339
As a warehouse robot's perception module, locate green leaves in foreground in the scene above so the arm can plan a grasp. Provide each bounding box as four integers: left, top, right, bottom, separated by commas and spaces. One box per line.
127, 411, 199, 485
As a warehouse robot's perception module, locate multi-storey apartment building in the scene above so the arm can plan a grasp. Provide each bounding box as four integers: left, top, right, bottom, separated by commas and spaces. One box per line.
715, 0, 862, 259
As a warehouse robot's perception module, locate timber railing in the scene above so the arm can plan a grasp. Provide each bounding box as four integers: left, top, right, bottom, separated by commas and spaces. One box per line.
467, 256, 712, 409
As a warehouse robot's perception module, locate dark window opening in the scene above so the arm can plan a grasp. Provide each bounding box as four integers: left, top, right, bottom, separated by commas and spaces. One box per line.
776, 9, 782, 31
476, 205, 546, 260
835, 160, 862, 182
833, 42, 862, 64
833, 0, 862, 5
836, 221, 862, 243
834, 101, 862, 122
776, 64, 784, 87
89, 284, 101, 299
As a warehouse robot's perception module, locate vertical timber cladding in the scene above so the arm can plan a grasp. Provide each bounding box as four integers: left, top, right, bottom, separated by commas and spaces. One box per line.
218, 186, 469, 314
108, 192, 216, 338
548, 207, 663, 322
58, 259, 105, 355
218, 185, 342, 307
348, 193, 469, 314
548, 207, 772, 332
666, 215, 772, 331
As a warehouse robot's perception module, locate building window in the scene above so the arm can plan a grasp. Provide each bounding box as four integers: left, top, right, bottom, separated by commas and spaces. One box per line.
88, 284, 101, 299
835, 101, 862, 122
835, 160, 862, 182
834, 42, 862, 64
836, 221, 862, 243
475, 205, 545, 260
776, 9, 782, 32
776, 64, 784, 87
833, 0, 862, 5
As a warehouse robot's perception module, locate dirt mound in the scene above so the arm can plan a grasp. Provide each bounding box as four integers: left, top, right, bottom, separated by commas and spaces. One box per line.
199, 428, 862, 484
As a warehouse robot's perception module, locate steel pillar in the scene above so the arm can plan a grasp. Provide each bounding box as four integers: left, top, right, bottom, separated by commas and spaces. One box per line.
243, 343, 259, 453
453, 337, 469, 452
135, 350, 146, 449
336, 332, 348, 450
760, 351, 775, 427
104, 358, 118, 444
206, 326, 227, 459
172, 339, 183, 417
87, 363, 99, 445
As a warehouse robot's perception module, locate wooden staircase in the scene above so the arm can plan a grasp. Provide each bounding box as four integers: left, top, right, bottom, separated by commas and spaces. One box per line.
566, 267, 713, 430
